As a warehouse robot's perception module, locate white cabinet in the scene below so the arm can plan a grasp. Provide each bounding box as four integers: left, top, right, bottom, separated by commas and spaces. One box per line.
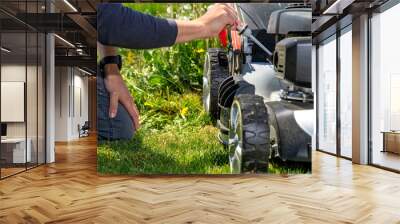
1, 138, 32, 163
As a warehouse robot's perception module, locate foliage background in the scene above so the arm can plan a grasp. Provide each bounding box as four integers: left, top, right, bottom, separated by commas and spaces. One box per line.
119, 3, 220, 130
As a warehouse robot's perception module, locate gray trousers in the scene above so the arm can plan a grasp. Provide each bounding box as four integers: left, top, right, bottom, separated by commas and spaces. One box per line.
97, 74, 135, 141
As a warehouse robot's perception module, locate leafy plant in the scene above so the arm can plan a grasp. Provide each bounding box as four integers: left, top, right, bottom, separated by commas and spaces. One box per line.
117, 3, 220, 130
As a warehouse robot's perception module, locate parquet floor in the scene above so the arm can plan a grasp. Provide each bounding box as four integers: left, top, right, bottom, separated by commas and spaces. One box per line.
1, 135, 400, 224
1, 167, 26, 178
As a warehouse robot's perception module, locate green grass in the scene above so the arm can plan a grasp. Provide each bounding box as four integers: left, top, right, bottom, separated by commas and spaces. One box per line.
97, 126, 311, 175
268, 159, 311, 175
98, 125, 230, 174
96, 92, 311, 175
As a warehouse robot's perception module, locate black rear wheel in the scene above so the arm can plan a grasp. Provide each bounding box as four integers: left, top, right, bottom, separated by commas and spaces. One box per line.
229, 94, 270, 173
202, 48, 228, 119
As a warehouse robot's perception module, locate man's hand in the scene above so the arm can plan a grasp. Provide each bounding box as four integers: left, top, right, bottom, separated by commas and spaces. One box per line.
196, 3, 240, 38
175, 3, 239, 43
104, 63, 140, 130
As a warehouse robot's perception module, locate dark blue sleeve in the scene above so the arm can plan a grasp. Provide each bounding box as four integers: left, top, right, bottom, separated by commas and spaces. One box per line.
97, 3, 178, 49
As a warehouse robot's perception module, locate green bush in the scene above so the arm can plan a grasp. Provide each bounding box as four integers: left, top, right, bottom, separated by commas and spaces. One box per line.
119, 3, 220, 130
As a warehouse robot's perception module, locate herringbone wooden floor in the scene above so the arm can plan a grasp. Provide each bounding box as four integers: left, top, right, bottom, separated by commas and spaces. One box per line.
1, 135, 400, 224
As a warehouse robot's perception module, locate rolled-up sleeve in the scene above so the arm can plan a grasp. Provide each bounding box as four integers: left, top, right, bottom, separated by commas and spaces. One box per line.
97, 3, 178, 49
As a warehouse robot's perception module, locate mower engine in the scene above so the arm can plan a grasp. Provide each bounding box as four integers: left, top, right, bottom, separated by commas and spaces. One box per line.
202, 3, 314, 174
274, 37, 311, 88
265, 7, 314, 160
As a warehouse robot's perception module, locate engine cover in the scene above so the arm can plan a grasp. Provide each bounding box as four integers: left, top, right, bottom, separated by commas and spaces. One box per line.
267, 8, 311, 35
273, 37, 311, 88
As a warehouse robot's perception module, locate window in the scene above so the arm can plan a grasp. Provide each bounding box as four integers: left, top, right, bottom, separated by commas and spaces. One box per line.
1, 30, 28, 178
339, 27, 352, 158
370, 3, 400, 171
318, 36, 337, 154
0, 1, 46, 179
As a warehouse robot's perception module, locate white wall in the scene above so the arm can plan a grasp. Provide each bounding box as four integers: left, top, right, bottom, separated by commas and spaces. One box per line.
1, 65, 25, 81
1, 65, 26, 142
54, 67, 89, 141
1, 65, 37, 138
72, 72, 89, 138
1, 65, 26, 131
1, 63, 46, 164
55, 66, 69, 141
1, 82, 25, 122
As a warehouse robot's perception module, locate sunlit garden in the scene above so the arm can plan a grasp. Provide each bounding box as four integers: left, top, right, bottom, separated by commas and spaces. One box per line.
96, 3, 230, 174
97, 3, 310, 175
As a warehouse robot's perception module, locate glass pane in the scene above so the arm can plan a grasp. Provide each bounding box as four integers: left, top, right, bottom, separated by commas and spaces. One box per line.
27, 31, 38, 169
339, 28, 352, 158
371, 4, 400, 171
73, 69, 88, 139
38, 32, 45, 165
312, 46, 317, 151
318, 36, 337, 154
1, 30, 27, 177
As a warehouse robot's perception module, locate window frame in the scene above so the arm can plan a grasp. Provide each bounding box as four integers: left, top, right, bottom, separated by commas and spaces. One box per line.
0, 0, 48, 180
315, 21, 353, 161
367, 0, 400, 173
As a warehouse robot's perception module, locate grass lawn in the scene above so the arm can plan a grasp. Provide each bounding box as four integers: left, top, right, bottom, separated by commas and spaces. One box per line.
97, 123, 311, 175
97, 125, 231, 174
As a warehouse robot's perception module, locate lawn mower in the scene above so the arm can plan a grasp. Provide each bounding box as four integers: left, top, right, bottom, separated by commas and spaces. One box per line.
202, 3, 313, 173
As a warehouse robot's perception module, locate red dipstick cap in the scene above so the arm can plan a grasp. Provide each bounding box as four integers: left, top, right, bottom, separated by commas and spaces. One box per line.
218, 28, 228, 48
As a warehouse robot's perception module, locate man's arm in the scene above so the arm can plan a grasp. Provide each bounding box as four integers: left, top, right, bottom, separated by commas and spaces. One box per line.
97, 3, 239, 48
97, 3, 178, 49
175, 4, 239, 43
97, 42, 118, 59
98, 42, 140, 129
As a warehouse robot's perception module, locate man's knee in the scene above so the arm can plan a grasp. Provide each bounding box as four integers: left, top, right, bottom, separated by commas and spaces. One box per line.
97, 103, 135, 141
112, 104, 136, 140
97, 75, 135, 141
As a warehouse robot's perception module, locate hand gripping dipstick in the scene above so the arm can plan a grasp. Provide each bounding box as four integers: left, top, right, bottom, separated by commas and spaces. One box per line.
237, 25, 273, 57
